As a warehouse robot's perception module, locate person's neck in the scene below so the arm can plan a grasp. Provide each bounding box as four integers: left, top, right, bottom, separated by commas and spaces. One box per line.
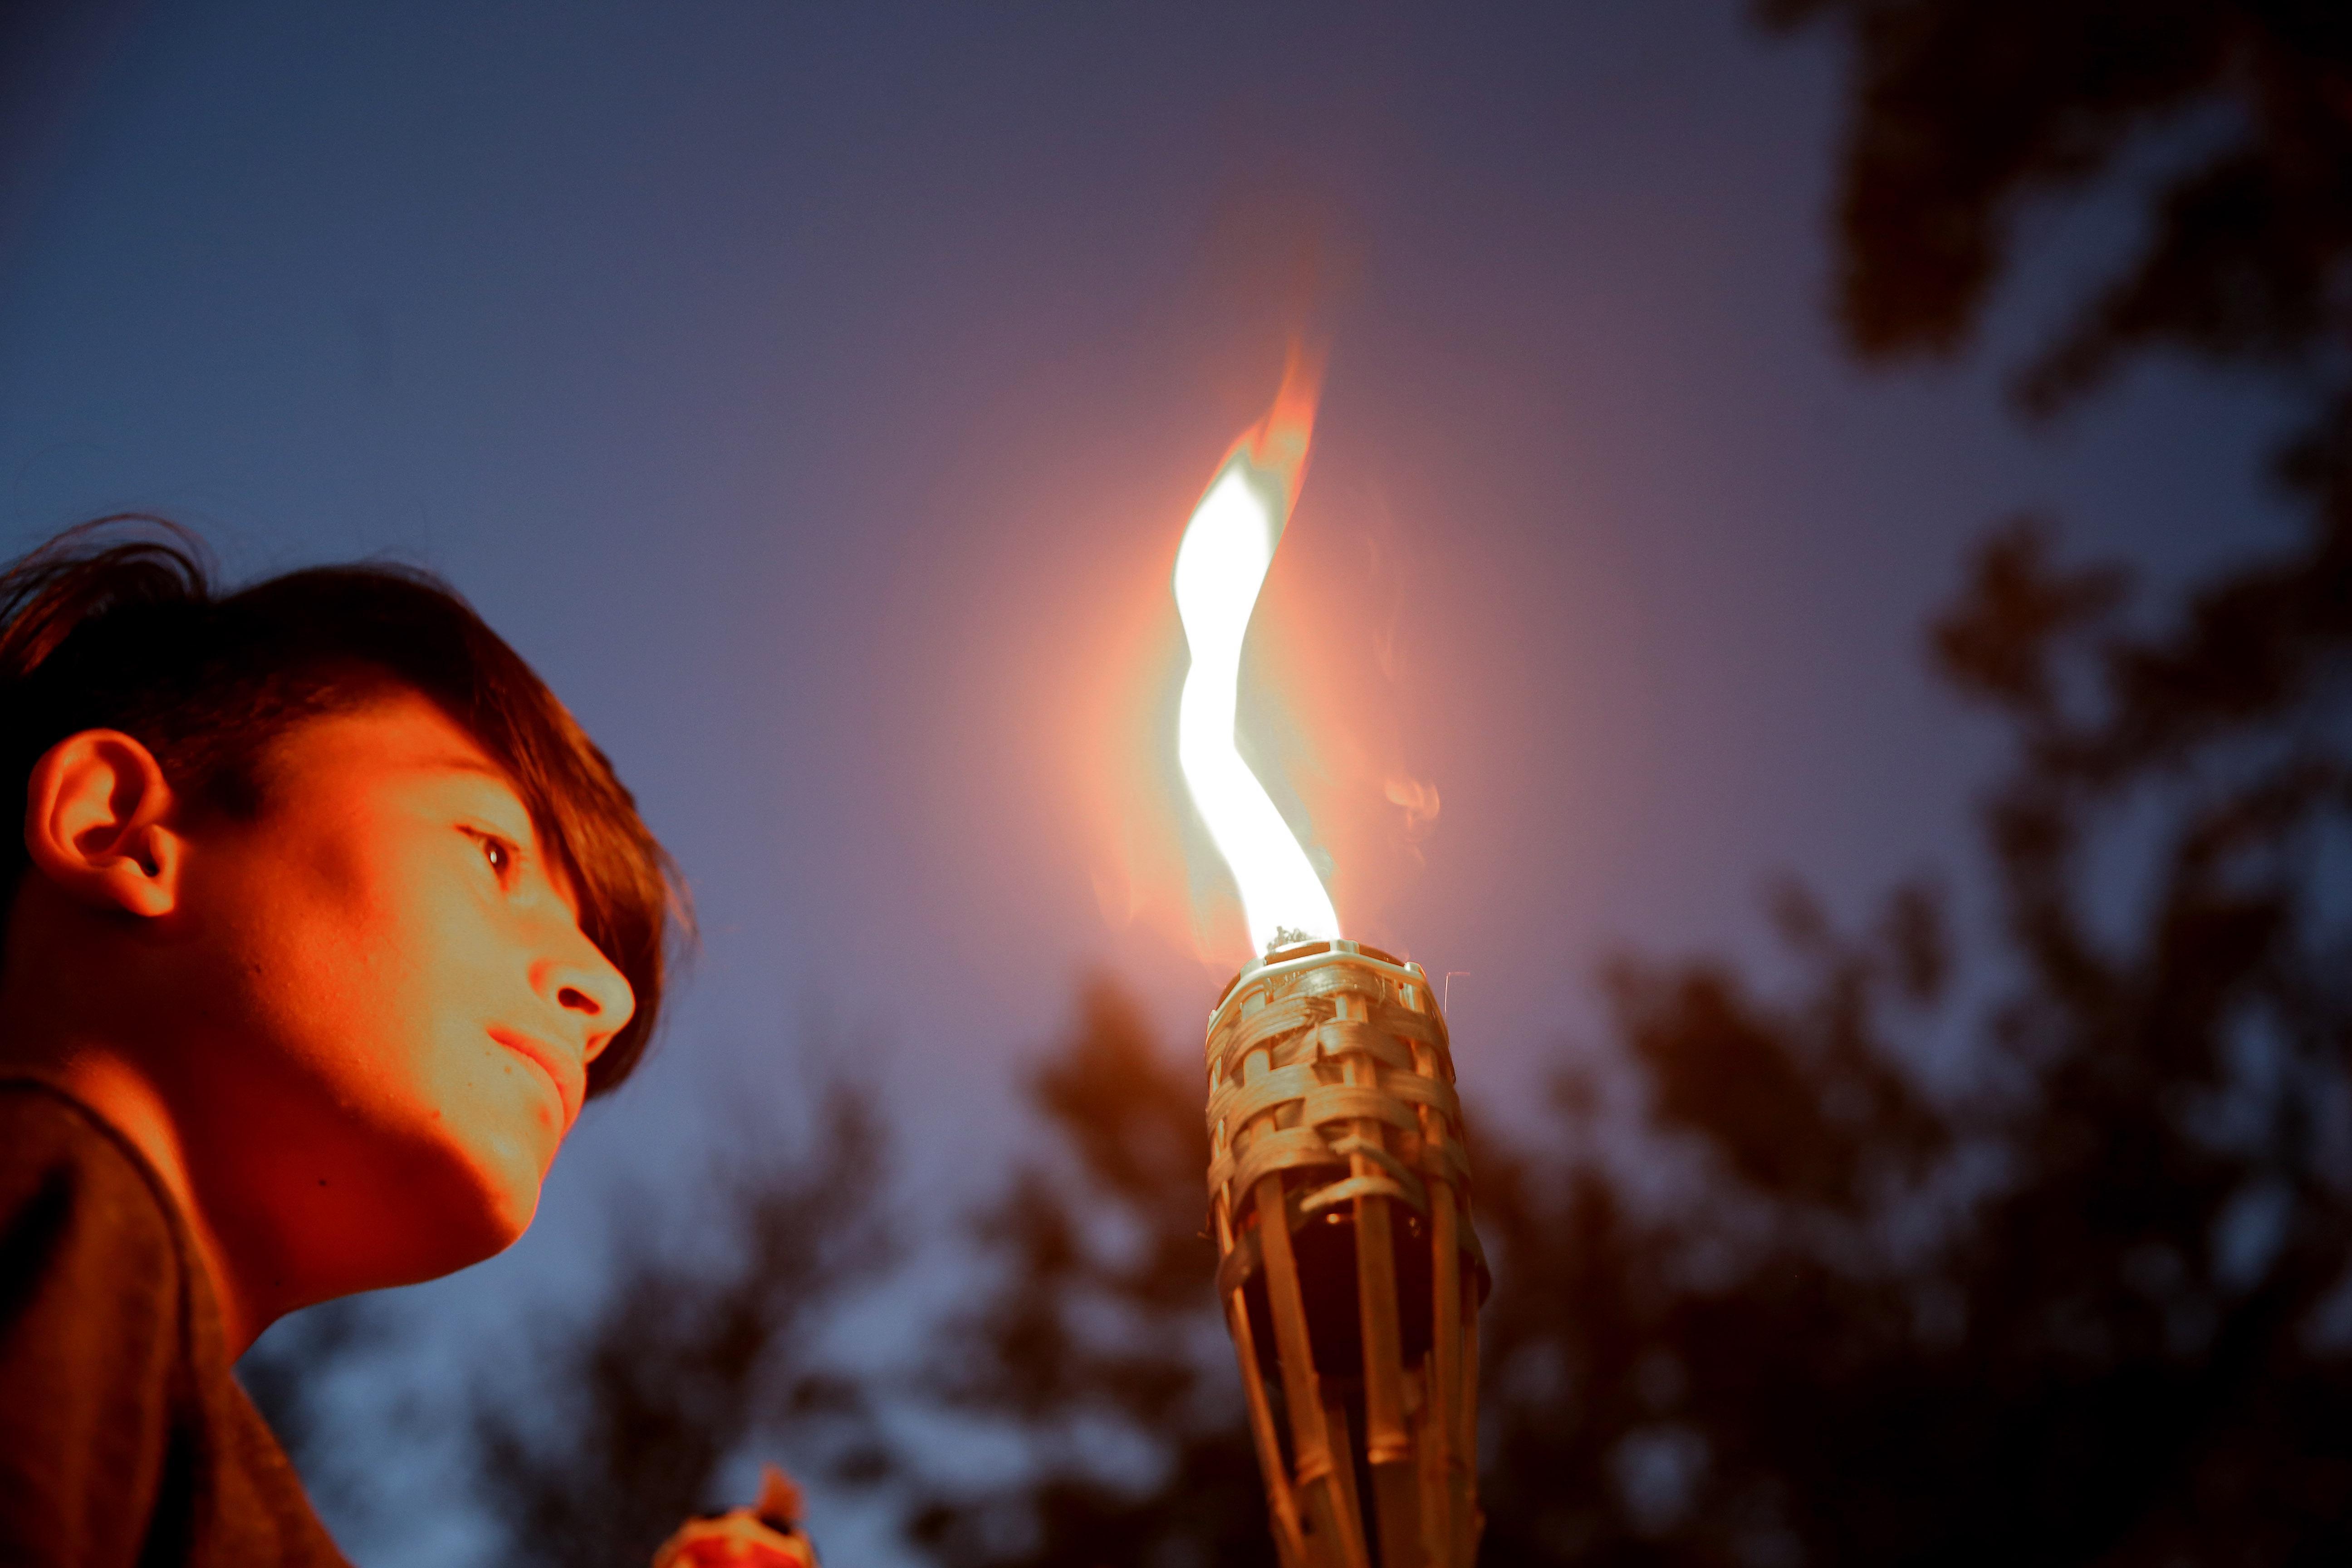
5, 1034, 266, 1357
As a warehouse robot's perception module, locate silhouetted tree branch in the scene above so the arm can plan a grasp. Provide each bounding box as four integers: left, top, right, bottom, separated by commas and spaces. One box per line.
470, 1074, 896, 1568
902, 982, 1276, 1568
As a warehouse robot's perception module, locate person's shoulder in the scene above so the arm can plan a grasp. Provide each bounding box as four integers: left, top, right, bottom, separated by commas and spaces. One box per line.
0, 1076, 180, 1263
0, 1078, 206, 1563
0, 1081, 350, 1567
0, 1075, 169, 1181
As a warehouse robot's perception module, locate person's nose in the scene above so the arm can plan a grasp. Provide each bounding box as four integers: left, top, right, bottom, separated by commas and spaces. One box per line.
533, 924, 638, 1062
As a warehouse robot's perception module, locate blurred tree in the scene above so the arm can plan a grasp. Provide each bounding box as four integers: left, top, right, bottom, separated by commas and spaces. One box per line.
1474, 3, 2352, 1562
239, 1295, 401, 1541
1760, 0, 2352, 412
902, 982, 1277, 1568
468, 1075, 896, 1568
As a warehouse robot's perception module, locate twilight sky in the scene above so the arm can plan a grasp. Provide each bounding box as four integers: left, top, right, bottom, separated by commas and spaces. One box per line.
0, 3, 2302, 1561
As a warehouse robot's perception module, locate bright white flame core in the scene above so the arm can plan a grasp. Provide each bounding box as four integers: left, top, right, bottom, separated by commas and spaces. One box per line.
1173, 459, 1340, 955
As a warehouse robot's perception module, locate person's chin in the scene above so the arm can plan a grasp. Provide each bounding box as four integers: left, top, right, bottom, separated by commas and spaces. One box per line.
453, 1129, 551, 1253
427, 1057, 567, 1252
403, 1103, 553, 1259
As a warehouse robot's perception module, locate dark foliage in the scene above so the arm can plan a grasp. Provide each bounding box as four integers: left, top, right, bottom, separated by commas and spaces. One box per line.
238, 1296, 400, 1538
1469, 3, 2352, 1561
902, 982, 1278, 1568
1481, 722, 2352, 1561
1759, 0, 2352, 417
467, 1077, 895, 1568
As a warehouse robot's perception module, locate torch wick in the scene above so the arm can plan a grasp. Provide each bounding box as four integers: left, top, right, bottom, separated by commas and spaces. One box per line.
1267, 925, 1312, 954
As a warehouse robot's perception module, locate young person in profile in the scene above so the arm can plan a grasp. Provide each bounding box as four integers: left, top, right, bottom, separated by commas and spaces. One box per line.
0, 519, 687, 1565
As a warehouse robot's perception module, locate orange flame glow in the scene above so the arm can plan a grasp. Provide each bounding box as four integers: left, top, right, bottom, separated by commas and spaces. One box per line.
1173, 350, 1341, 956
1384, 774, 1442, 839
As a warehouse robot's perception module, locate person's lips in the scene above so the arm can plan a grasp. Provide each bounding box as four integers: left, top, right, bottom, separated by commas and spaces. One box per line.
491, 1028, 586, 1130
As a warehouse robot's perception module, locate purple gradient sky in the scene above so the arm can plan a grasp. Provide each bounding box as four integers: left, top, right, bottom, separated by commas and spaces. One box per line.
0, 3, 2301, 1560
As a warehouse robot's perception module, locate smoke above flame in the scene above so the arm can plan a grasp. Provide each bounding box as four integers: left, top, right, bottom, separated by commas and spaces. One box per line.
1384, 774, 1441, 839
1172, 350, 1341, 956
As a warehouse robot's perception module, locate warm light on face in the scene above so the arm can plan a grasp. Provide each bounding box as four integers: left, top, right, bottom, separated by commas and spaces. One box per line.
1173, 435, 1340, 955
186, 692, 637, 1278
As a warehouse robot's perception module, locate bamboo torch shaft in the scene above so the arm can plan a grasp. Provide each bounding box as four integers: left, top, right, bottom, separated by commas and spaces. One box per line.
1216, 1110, 1309, 1568
1209, 945, 1481, 1568
1334, 992, 1420, 1568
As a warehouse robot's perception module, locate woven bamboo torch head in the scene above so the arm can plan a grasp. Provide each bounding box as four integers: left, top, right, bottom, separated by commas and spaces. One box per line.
1206, 937, 1489, 1568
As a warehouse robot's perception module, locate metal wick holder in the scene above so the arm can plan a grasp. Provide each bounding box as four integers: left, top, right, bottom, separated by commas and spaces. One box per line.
1206, 937, 1488, 1568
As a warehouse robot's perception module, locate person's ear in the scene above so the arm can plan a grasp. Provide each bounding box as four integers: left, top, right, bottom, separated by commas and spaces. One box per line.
22, 729, 186, 920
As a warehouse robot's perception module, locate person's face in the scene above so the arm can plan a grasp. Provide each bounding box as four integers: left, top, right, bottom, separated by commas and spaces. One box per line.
169, 690, 636, 1288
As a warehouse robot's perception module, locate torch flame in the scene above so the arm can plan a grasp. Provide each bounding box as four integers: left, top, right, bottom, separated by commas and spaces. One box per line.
1173, 352, 1341, 956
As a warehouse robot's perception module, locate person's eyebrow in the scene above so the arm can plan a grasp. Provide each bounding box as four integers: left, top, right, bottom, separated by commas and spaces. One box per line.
418, 753, 534, 827
408, 749, 575, 896
416, 751, 514, 784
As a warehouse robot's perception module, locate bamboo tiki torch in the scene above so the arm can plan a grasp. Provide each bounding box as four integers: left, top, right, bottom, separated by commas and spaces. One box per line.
1205, 937, 1487, 1568
1171, 358, 1489, 1568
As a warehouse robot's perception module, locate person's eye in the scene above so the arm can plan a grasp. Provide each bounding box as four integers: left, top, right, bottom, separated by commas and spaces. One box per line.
468, 830, 519, 883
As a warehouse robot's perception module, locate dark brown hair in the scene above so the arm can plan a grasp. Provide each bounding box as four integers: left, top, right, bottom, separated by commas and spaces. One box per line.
0, 517, 688, 1094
